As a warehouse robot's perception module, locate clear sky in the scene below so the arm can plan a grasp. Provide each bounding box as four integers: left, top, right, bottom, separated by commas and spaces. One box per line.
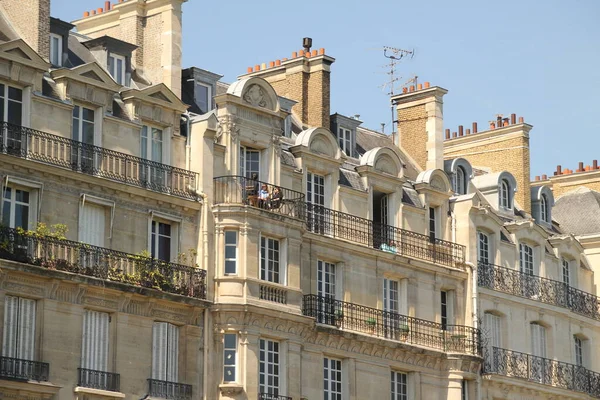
52, 0, 600, 179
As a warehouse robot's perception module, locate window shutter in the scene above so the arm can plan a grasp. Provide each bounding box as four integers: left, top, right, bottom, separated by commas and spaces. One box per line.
166, 324, 179, 382
484, 313, 501, 349
17, 298, 35, 361
152, 322, 168, 380
80, 203, 105, 247
531, 324, 546, 358
2, 296, 20, 358
82, 310, 109, 371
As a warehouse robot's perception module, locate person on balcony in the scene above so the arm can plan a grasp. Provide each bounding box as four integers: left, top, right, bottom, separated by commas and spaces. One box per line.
244, 173, 259, 206
270, 186, 283, 209
258, 184, 270, 209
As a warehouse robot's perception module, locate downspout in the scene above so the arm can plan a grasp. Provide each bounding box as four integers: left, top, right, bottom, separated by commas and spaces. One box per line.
183, 112, 191, 170
203, 305, 209, 400
197, 191, 209, 400
466, 260, 480, 399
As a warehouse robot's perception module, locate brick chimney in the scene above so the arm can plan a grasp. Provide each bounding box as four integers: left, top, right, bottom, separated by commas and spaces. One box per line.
0, 0, 50, 60
241, 42, 335, 129
391, 83, 447, 171
73, 0, 186, 97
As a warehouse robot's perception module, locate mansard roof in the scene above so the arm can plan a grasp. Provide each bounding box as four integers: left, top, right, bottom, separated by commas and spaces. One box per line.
554, 187, 600, 236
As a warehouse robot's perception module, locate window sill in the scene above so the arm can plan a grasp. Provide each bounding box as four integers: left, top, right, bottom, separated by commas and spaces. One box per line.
219, 383, 243, 396
74, 386, 126, 398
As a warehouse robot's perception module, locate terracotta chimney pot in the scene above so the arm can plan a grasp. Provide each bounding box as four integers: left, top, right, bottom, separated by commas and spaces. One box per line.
490, 122, 496, 130
472, 122, 478, 133
247, 67, 253, 73
466, 129, 471, 135
445, 129, 450, 139
409, 85, 415, 92
593, 160, 598, 169
97, 7, 103, 13
424, 82, 430, 88
104, 1, 111, 11
458, 125, 464, 136
84, 11, 90, 17
402, 87, 408, 93
578, 162, 584, 172
542, 174, 547, 180
510, 113, 516, 124
535, 176, 540, 181
417, 83, 422, 90
291, 52, 297, 58
91, 9, 97, 15
311, 50, 317, 57
269, 61, 275, 68
518, 116, 524, 123
319, 48, 325, 55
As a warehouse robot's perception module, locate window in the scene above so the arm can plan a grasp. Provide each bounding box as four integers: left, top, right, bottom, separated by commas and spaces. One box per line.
196, 82, 212, 114
0, 84, 23, 125
223, 333, 237, 383
540, 194, 548, 223
530, 323, 546, 358
141, 125, 163, 163
224, 231, 238, 275
383, 278, 399, 314
81, 310, 109, 373
519, 244, 534, 275
380, 194, 389, 226
317, 260, 336, 300
151, 220, 172, 262
441, 291, 448, 330
429, 207, 438, 241
500, 179, 511, 209
574, 336, 583, 366
477, 231, 489, 264
2, 186, 30, 229
79, 202, 106, 247
240, 146, 260, 179
152, 322, 179, 383
455, 166, 466, 195
561, 259, 570, 286
259, 339, 280, 396
2, 296, 36, 361
323, 357, 342, 400
307, 172, 325, 206
390, 371, 407, 400
461, 380, 468, 400
484, 312, 502, 361
72, 105, 96, 172
260, 237, 280, 283
108, 53, 126, 85
49, 33, 62, 66
337, 127, 351, 155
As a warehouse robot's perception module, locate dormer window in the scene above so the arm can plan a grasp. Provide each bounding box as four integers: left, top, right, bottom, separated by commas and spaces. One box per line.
196, 82, 212, 114
455, 166, 466, 195
108, 53, 126, 85
540, 194, 548, 222
531, 186, 554, 225
337, 127, 351, 155
444, 158, 472, 196
500, 179, 511, 209
49, 33, 62, 67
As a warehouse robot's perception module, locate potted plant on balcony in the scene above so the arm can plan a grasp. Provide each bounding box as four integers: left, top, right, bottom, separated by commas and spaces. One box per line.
399, 324, 410, 341
334, 310, 344, 328
365, 317, 377, 333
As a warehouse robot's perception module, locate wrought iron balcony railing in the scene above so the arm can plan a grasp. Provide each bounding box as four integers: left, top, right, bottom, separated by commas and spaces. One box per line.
0, 356, 49, 381
213, 176, 306, 219
78, 368, 120, 392
478, 262, 600, 320
485, 347, 600, 398
0, 226, 206, 299
213, 176, 465, 268
303, 295, 481, 356
0, 122, 198, 200
258, 393, 292, 400
148, 378, 192, 400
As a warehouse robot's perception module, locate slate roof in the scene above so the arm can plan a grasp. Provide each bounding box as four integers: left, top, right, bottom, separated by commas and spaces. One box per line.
339, 168, 365, 191
553, 187, 600, 235
0, 11, 17, 42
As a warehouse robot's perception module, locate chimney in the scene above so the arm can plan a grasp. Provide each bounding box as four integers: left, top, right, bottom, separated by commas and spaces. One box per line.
0, 0, 50, 60
73, 0, 186, 97
391, 83, 447, 170
243, 39, 334, 128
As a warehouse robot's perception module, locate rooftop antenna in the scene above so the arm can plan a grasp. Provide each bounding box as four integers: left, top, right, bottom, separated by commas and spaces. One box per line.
377, 46, 415, 136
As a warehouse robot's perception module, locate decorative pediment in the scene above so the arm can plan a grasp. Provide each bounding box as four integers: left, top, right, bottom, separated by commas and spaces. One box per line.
295, 127, 342, 161
50, 62, 121, 92
81, 70, 104, 82
360, 147, 403, 179
227, 76, 280, 112
416, 169, 451, 193
120, 83, 188, 113
0, 39, 49, 72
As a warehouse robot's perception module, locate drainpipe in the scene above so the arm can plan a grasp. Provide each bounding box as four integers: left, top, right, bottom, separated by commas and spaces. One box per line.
197, 190, 208, 400
182, 111, 191, 170
203, 306, 209, 400
466, 261, 481, 399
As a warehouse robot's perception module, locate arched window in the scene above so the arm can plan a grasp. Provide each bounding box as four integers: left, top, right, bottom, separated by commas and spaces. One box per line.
540, 194, 548, 222
500, 179, 511, 209
455, 166, 466, 195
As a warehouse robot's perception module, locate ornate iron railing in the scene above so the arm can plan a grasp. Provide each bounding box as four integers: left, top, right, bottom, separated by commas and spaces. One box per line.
258, 393, 292, 400
213, 176, 465, 268
0, 226, 206, 299
478, 262, 600, 320
0, 356, 49, 381
0, 122, 198, 200
78, 368, 120, 392
303, 295, 481, 355
148, 378, 192, 400
213, 176, 305, 219
485, 347, 600, 398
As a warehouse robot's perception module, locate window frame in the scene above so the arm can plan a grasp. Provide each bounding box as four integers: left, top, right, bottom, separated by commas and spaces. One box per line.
224, 230, 238, 275
2, 295, 36, 361
561, 258, 570, 287
259, 338, 280, 396
540, 194, 548, 222
260, 236, 281, 284
152, 321, 179, 383
441, 290, 448, 330
337, 126, 352, 155
196, 82, 212, 114
455, 166, 466, 195
2, 185, 31, 230
429, 206, 438, 241
108, 53, 126, 85
530, 322, 547, 358
574, 336, 584, 367
49, 33, 62, 67
390, 370, 408, 400
519, 243, 534, 276
239, 145, 261, 179
323, 357, 342, 400
477, 231, 490, 264
0, 83, 23, 126
500, 179, 511, 209
223, 333, 237, 383
81, 309, 110, 373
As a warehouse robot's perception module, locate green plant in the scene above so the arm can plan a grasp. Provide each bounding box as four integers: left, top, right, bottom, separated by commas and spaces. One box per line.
366, 317, 377, 326
399, 324, 410, 332
335, 310, 344, 319
17, 222, 68, 240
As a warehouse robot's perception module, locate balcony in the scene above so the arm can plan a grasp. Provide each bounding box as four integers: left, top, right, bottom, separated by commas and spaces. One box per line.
0, 356, 49, 381
258, 394, 292, 400
485, 347, 600, 398
303, 295, 481, 356
0, 226, 207, 299
0, 122, 198, 200
213, 176, 466, 269
478, 262, 600, 320
213, 175, 306, 219
148, 378, 192, 400
78, 368, 120, 392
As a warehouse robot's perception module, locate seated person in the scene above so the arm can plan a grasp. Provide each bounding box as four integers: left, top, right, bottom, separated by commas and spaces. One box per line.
270, 186, 283, 209
258, 184, 270, 208
245, 173, 259, 195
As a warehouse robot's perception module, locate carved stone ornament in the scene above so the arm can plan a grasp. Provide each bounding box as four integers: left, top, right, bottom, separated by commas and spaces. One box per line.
243, 84, 267, 108
216, 115, 240, 144
430, 176, 447, 191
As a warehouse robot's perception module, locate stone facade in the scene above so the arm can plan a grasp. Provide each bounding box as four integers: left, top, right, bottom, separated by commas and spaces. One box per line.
0, 0, 49, 60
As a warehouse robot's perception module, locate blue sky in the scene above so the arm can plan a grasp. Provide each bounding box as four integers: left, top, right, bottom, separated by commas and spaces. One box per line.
52, 0, 600, 179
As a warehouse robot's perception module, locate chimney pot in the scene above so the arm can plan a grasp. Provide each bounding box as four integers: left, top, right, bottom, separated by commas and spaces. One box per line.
84, 11, 90, 17
472, 122, 478, 133
261, 63, 267, 70
402, 87, 408, 93
445, 129, 450, 139
458, 125, 464, 136
409, 85, 415, 92
510, 113, 516, 124
104, 1, 111, 11
269, 61, 275, 68
578, 162, 584, 172
452, 132, 457, 138
490, 122, 496, 130
247, 67, 253, 73
275, 59, 281, 66
466, 129, 471, 135
503, 118, 509, 127
319, 48, 325, 55
292, 52, 297, 58
417, 83, 422, 90
518, 116, 524, 123
282, 58, 288, 61
254, 65, 260, 72
557, 165, 562, 174
118, 0, 123, 2
542, 174, 547, 180
424, 82, 430, 88
535, 176, 540, 181
91, 9, 97, 15
97, 7, 103, 14
298, 50, 305, 57
311, 50, 317, 57
594, 160, 599, 169
585, 165, 591, 171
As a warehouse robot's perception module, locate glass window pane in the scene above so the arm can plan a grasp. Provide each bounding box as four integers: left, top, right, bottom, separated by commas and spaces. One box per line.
159, 222, 171, 236
224, 334, 236, 349
82, 121, 94, 145
8, 87, 22, 102
7, 99, 21, 126
225, 246, 236, 259
14, 204, 28, 229
225, 260, 236, 274
225, 231, 237, 244
15, 189, 28, 203
2, 200, 9, 226
82, 107, 95, 122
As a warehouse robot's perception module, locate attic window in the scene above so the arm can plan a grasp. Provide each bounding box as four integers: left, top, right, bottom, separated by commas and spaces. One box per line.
49, 33, 62, 66
108, 53, 126, 85
337, 127, 352, 155
500, 179, 512, 209
196, 82, 212, 114
455, 166, 466, 195
540, 194, 549, 222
